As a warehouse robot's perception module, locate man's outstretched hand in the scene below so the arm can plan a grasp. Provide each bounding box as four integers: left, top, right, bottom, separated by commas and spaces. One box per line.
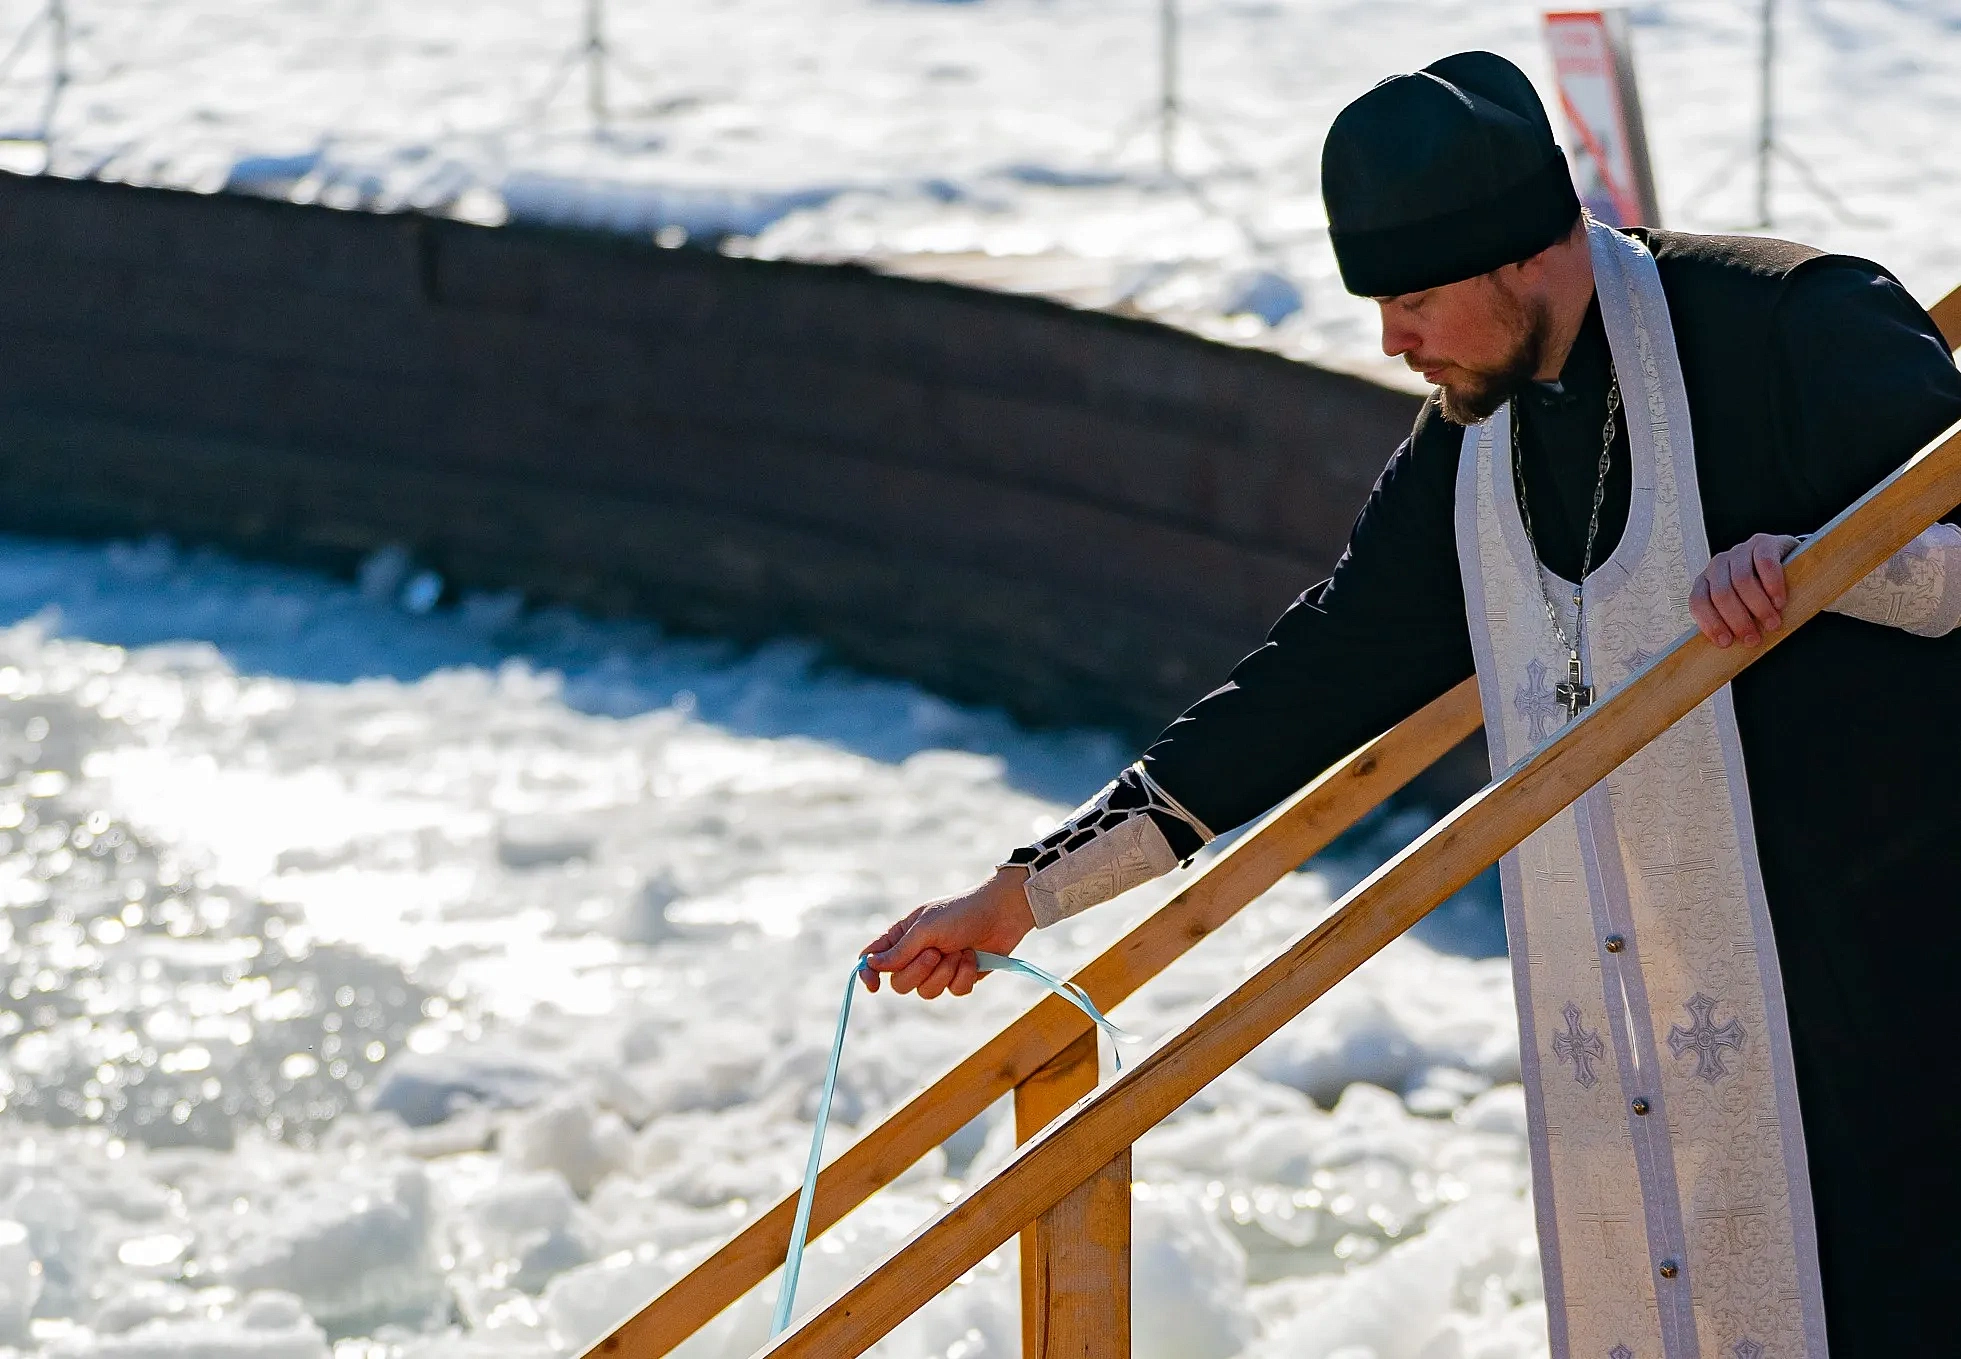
859, 867, 1037, 999
1690, 533, 1801, 649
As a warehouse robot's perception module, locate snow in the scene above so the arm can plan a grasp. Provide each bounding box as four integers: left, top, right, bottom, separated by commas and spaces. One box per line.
0, 532, 1537, 1357
0, 1220, 43, 1345
0, 0, 1953, 387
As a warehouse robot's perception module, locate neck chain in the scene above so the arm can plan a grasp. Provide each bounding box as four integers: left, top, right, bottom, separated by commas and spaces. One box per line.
1509, 366, 1622, 721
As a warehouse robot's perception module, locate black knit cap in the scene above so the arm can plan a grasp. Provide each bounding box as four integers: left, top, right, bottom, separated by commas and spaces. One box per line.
1323, 51, 1581, 297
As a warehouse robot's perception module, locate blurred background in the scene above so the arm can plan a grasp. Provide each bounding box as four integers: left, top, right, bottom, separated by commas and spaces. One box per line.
0, 0, 1952, 381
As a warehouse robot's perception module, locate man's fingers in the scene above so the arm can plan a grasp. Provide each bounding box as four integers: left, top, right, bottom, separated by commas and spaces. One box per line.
1727, 552, 1782, 636
947, 951, 980, 998
1689, 575, 1732, 646
1707, 557, 1763, 645
1751, 536, 1791, 612
868, 937, 932, 979
915, 951, 963, 1001
890, 947, 944, 996
865, 910, 934, 973
864, 923, 903, 955
1695, 536, 1805, 646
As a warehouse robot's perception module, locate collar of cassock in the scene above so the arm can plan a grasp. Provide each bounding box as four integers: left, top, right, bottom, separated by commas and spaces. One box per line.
1524, 296, 1611, 413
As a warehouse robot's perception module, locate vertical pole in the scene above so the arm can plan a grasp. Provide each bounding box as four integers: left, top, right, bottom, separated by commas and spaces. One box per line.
587, 0, 608, 129
1025, 1148, 1133, 1358
1158, 0, 1177, 179
1755, 0, 1775, 227
40, 0, 66, 143
1013, 1029, 1130, 1358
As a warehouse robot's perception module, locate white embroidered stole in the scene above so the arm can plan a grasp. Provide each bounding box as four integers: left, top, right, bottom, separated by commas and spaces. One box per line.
1454, 222, 1828, 1359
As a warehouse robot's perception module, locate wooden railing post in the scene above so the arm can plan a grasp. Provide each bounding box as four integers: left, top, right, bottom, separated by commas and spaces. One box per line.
1022, 1149, 1132, 1358
1014, 1031, 1128, 1358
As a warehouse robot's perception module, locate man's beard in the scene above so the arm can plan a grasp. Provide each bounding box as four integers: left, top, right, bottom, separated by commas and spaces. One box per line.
1435, 287, 1552, 425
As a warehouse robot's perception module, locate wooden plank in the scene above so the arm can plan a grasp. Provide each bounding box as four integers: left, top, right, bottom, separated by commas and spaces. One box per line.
752, 416, 1961, 1359
1022, 1149, 1132, 1359
1931, 283, 1961, 352
0, 326, 1319, 633
0, 255, 1300, 550
579, 679, 1480, 1358
1014, 1031, 1117, 1358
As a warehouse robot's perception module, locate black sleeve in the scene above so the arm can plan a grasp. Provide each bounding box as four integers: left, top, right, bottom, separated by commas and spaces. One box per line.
1137, 401, 1475, 843
1772, 262, 1961, 526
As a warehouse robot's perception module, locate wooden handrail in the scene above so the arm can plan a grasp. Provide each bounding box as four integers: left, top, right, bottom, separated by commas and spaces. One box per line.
1933, 282, 1961, 352
585, 679, 1480, 1356
753, 414, 1961, 1358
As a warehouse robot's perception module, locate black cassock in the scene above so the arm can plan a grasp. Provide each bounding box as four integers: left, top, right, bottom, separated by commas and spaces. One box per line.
1132, 232, 1961, 1348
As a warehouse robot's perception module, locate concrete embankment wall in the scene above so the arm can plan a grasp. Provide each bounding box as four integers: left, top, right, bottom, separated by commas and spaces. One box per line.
0, 170, 1430, 752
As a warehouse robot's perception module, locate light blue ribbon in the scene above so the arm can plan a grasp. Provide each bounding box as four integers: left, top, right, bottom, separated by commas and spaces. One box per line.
969, 951, 1139, 1067
769, 950, 1137, 1336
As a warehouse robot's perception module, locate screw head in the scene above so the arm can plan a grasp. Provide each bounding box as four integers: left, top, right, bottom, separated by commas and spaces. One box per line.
1604, 934, 1626, 954
1659, 1260, 1680, 1279
1632, 1098, 1651, 1116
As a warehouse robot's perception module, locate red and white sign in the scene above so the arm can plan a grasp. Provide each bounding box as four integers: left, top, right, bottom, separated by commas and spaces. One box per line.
1544, 9, 1661, 227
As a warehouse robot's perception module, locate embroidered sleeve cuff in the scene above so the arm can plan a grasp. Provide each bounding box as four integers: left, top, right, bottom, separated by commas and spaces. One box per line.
1825, 522, 1961, 638
1000, 763, 1216, 928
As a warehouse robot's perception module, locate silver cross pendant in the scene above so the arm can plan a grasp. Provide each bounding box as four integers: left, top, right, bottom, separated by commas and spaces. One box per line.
1554, 651, 1593, 719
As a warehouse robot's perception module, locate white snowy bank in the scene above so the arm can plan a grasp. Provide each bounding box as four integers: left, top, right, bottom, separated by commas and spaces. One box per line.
0, 0, 1952, 385
0, 534, 1536, 1358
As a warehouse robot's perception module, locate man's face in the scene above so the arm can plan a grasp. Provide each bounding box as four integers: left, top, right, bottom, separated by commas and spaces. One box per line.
1375, 268, 1550, 424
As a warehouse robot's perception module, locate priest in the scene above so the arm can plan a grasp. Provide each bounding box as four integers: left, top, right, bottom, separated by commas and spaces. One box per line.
861, 51, 1961, 1356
